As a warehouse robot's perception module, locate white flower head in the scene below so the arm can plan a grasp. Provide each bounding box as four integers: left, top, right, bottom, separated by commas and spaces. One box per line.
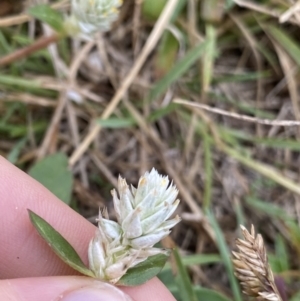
69, 0, 123, 35
112, 168, 181, 248
88, 225, 138, 283
88, 168, 181, 283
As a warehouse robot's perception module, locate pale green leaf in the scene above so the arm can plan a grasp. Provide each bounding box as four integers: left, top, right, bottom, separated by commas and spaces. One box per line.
28, 4, 65, 33
269, 235, 289, 274
195, 287, 232, 301
163, 253, 221, 271
225, 0, 235, 10
142, 0, 185, 22
28, 210, 94, 277
118, 253, 169, 286
28, 153, 73, 205
142, 0, 167, 20
149, 41, 208, 101
154, 32, 179, 77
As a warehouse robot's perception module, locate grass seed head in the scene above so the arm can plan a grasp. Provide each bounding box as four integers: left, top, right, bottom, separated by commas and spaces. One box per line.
232, 225, 282, 301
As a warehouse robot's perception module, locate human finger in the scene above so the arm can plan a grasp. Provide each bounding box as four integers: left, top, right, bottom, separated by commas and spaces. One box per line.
0, 276, 132, 301
0, 156, 95, 278
0, 157, 176, 301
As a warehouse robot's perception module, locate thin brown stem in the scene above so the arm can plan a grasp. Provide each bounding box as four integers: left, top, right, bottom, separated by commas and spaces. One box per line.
0, 33, 60, 67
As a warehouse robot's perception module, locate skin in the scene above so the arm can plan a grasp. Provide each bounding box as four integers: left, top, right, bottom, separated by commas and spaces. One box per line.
0, 156, 176, 301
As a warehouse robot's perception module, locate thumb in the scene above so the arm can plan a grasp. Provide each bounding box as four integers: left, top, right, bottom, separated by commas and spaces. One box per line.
0, 276, 132, 301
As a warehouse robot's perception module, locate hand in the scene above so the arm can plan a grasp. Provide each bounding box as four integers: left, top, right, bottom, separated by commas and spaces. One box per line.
0, 156, 175, 301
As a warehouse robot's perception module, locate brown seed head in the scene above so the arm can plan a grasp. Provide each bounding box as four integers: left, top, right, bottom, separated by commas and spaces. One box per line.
232, 225, 282, 301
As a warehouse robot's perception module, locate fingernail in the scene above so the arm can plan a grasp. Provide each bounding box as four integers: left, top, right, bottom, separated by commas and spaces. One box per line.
58, 281, 132, 301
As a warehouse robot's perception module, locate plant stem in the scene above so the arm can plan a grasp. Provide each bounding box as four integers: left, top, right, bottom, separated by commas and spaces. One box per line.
0, 33, 60, 67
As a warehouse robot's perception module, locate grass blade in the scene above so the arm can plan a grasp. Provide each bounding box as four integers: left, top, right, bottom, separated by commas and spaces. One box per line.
173, 248, 198, 301
206, 209, 243, 301
149, 40, 208, 101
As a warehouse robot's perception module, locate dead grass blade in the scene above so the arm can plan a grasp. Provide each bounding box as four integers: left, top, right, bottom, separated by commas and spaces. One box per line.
174, 98, 300, 126
69, 0, 180, 167
0, 0, 69, 27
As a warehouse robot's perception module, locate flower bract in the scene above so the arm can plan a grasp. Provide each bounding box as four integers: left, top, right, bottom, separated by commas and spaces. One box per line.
88, 168, 181, 283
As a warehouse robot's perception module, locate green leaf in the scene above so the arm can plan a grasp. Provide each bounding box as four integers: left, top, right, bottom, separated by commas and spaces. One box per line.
142, 0, 167, 20
142, 0, 186, 22
159, 253, 222, 297
28, 4, 65, 34
160, 276, 232, 301
245, 197, 293, 221
195, 287, 232, 301
225, 0, 235, 10
0, 122, 47, 138
28, 153, 73, 205
149, 40, 208, 101
148, 103, 178, 123
173, 248, 198, 301
118, 253, 169, 286
0, 74, 47, 91
266, 25, 300, 67
269, 235, 289, 274
154, 32, 179, 77
163, 253, 221, 271
28, 210, 94, 277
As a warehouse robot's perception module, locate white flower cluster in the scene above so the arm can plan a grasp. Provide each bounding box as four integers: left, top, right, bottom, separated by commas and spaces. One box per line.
66, 0, 123, 36
88, 169, 181, 283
